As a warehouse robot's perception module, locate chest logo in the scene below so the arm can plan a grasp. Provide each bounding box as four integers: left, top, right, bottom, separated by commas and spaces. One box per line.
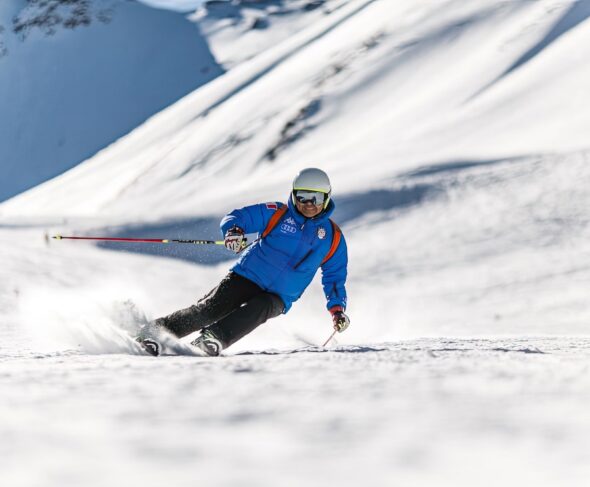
317, 227, 327, 239
281, 218, 297, 234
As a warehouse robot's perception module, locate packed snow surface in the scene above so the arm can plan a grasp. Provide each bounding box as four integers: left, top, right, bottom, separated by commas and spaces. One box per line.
2, 335, 590, 487
1, 0, 590, 485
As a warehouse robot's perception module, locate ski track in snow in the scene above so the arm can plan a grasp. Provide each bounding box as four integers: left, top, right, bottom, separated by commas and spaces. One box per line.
1, 336, 590, 486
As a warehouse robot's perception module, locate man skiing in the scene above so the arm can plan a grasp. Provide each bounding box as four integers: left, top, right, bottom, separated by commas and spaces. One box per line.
139, 168, 349, 356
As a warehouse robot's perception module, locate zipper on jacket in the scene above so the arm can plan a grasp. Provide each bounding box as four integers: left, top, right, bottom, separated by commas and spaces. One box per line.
293, 249, 313, 269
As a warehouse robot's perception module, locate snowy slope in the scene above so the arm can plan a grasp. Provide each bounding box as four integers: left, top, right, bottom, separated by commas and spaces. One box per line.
1, 1, 590, 485
2, 337, 590, 487
1, 0, 589, 335
195, 0, 352, 69
0, 0, 222, 202
3, 0, 590, 217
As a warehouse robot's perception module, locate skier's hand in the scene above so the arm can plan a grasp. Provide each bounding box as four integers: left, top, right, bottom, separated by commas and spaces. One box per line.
330, 306, 350, 332
225, 226, 245, 253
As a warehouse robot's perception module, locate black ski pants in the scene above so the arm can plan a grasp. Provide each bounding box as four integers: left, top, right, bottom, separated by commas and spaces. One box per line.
154, 272, 284, 348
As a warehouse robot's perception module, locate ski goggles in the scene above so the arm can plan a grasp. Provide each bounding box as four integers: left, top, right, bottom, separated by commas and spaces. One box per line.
293, 190, 328, 206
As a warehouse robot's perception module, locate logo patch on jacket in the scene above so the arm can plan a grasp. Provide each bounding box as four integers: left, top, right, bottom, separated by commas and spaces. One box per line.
281, 218, 297, 234
317, 227, 327, 239
266, 203, 278, 210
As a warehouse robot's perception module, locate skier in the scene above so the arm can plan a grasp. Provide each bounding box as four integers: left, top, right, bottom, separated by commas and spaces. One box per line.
138, 168, 349, 356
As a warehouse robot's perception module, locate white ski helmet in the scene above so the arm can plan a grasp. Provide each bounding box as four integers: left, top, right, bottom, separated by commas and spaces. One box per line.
291, 167, 332, 209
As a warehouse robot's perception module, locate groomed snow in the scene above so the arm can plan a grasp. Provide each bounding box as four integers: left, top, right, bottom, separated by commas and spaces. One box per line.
2, 338, 590, 487
1, 0, 590, 485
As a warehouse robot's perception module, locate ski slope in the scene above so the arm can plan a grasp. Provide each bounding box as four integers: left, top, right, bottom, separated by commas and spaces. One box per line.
1, 0, 590, 485
2, 0, 589, 335
3, 338, 590, 487
0, 0, 222, 202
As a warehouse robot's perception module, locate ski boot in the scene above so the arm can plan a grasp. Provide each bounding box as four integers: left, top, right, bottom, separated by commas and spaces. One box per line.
191, 329, 223, 357
137, 338, 161, 356
136, 323, 163, 356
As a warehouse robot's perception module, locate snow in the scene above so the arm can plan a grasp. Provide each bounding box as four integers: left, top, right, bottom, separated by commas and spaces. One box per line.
2, 337, 590, 486
1, 0, 590, 485
194, 0, 352, 69
0, 0, 222, 202
139, 0, 206, 12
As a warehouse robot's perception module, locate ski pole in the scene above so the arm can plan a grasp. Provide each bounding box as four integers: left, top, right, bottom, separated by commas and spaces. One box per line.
52, 235, 226, 245
52, 234, 252, 251
322, 329, 338, 347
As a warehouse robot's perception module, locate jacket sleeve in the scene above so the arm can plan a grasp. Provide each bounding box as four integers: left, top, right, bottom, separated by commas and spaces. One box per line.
220, 202, 281, 236
320, 232, 348, 311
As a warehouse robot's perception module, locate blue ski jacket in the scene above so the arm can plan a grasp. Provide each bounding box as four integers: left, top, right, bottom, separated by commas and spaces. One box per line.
220, 198, 348, 313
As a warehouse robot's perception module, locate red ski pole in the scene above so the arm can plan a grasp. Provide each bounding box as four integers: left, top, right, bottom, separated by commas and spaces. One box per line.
52, 235, 225, 245
322, 329, 338, 347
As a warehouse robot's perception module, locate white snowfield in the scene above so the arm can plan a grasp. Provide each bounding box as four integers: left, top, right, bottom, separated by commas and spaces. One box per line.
1, 0, 590, 485
2, 338, 590, 487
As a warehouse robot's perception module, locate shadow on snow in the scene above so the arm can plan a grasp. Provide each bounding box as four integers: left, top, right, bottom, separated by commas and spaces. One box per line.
96, 186, 438, 265
469, 2, 590, 101
95, 156, 515, 265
